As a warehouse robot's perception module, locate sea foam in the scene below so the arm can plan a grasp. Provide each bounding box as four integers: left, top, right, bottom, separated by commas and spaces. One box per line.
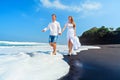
0, 41, 100, 80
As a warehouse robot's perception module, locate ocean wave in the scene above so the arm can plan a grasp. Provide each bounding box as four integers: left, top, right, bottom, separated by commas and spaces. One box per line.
0, 41, 47, 46
0, 41, 100, 80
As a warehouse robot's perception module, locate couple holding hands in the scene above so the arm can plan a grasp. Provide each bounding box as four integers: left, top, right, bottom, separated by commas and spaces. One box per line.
42, 14, 80, 56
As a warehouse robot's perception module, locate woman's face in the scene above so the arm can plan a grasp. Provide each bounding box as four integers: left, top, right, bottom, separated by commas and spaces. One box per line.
68, 16, 72, 22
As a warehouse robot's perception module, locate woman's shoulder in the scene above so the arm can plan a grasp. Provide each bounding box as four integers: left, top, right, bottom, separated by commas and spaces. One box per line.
64, 22, 69, 27
73, 22, 76, 25
73, 22, 76, 27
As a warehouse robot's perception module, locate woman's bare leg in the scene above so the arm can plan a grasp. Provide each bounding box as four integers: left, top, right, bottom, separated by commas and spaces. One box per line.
68, 39, 73, 55
68, 40, 70, 54
69, 40, 73, 55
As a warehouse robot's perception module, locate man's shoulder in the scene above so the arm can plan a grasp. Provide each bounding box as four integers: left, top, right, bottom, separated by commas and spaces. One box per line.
55, 21, 60, 24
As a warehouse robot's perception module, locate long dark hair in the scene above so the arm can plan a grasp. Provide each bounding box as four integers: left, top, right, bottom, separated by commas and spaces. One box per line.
68, 16, 76, 28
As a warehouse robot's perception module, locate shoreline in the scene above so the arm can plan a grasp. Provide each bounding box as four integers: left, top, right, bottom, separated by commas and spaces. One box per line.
60, 44, 120, 80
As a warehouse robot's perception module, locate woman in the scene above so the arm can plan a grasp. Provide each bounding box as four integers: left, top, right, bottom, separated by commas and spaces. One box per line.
62, 16, 80, 56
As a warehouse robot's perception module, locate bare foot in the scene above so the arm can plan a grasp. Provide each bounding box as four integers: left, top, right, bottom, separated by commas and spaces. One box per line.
68, 53, 72, 56
50, 52, 56, 55
53, 51, 56, 55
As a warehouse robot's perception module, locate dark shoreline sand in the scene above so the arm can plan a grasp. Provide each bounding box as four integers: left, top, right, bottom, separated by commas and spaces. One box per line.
60, 44, 120, 80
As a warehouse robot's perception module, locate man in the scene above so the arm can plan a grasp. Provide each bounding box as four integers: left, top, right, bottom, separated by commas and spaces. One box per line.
42, 14, 61, 55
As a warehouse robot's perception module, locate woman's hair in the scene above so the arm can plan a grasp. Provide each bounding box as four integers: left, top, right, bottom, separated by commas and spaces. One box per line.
68, 16, 76, 28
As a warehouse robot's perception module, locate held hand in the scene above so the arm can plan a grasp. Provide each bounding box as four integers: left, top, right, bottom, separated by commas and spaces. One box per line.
42, 30, 45, 32
74, 33, 76, 36
58, 33, 62, 35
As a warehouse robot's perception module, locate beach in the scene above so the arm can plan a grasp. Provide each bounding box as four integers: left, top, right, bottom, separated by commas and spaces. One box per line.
0, 41, 70, 80
1, 41, 120, 80
60, 44, 120, 80
0, 41, 100, 80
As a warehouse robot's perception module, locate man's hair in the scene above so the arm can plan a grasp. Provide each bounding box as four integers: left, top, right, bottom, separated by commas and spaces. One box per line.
52, 14, 56, 17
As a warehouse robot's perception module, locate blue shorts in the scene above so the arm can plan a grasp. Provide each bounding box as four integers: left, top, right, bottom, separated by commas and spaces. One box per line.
49, 35, 58, 43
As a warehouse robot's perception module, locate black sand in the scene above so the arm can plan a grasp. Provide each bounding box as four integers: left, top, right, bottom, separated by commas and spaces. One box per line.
60, 45, 120, 80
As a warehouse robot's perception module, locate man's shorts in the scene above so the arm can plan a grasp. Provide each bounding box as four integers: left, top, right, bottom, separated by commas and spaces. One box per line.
49, 35, 58, 43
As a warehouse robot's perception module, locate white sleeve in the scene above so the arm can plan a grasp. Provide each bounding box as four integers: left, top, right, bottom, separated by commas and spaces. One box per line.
43, 23, 50, 31
58, 22, 61, 33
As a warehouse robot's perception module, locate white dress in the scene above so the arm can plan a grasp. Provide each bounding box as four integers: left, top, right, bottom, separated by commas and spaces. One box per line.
65, 22, 81, 50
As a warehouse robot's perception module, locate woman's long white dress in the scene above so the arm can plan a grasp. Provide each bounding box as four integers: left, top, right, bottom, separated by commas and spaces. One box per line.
65, 22, 81, 50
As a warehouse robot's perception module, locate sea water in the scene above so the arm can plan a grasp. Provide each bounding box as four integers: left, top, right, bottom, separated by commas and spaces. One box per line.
0, 41, 100, 80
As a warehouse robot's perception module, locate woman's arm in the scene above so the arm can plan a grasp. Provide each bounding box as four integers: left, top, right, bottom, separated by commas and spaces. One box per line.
62, 25, 67, 33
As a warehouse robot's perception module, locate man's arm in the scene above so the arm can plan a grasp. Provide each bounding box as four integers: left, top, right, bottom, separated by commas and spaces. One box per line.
42, 24, 50, 32
58, 23, 62, 35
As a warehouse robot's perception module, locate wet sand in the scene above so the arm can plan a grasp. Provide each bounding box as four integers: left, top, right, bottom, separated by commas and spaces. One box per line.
60, 44, 120, 80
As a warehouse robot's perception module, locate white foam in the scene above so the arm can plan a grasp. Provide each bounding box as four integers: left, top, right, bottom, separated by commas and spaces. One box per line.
0, 53, 69, 80
80, 46, 101, 49
0, 42, 70, 80
0, 41, 101, 80
58, 45, 100, 55
0, 41, 42, 45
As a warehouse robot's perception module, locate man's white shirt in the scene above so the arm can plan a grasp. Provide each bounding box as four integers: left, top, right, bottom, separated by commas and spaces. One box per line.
43, 21, 61, 36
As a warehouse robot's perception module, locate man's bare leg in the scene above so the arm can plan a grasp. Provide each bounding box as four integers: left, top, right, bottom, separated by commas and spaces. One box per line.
52, 43, 56, 55
49, 43, 53, 47
49, 43, 56, 55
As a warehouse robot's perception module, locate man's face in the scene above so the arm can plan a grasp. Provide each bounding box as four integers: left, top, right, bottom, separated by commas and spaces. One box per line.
52, 15, 56, 21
